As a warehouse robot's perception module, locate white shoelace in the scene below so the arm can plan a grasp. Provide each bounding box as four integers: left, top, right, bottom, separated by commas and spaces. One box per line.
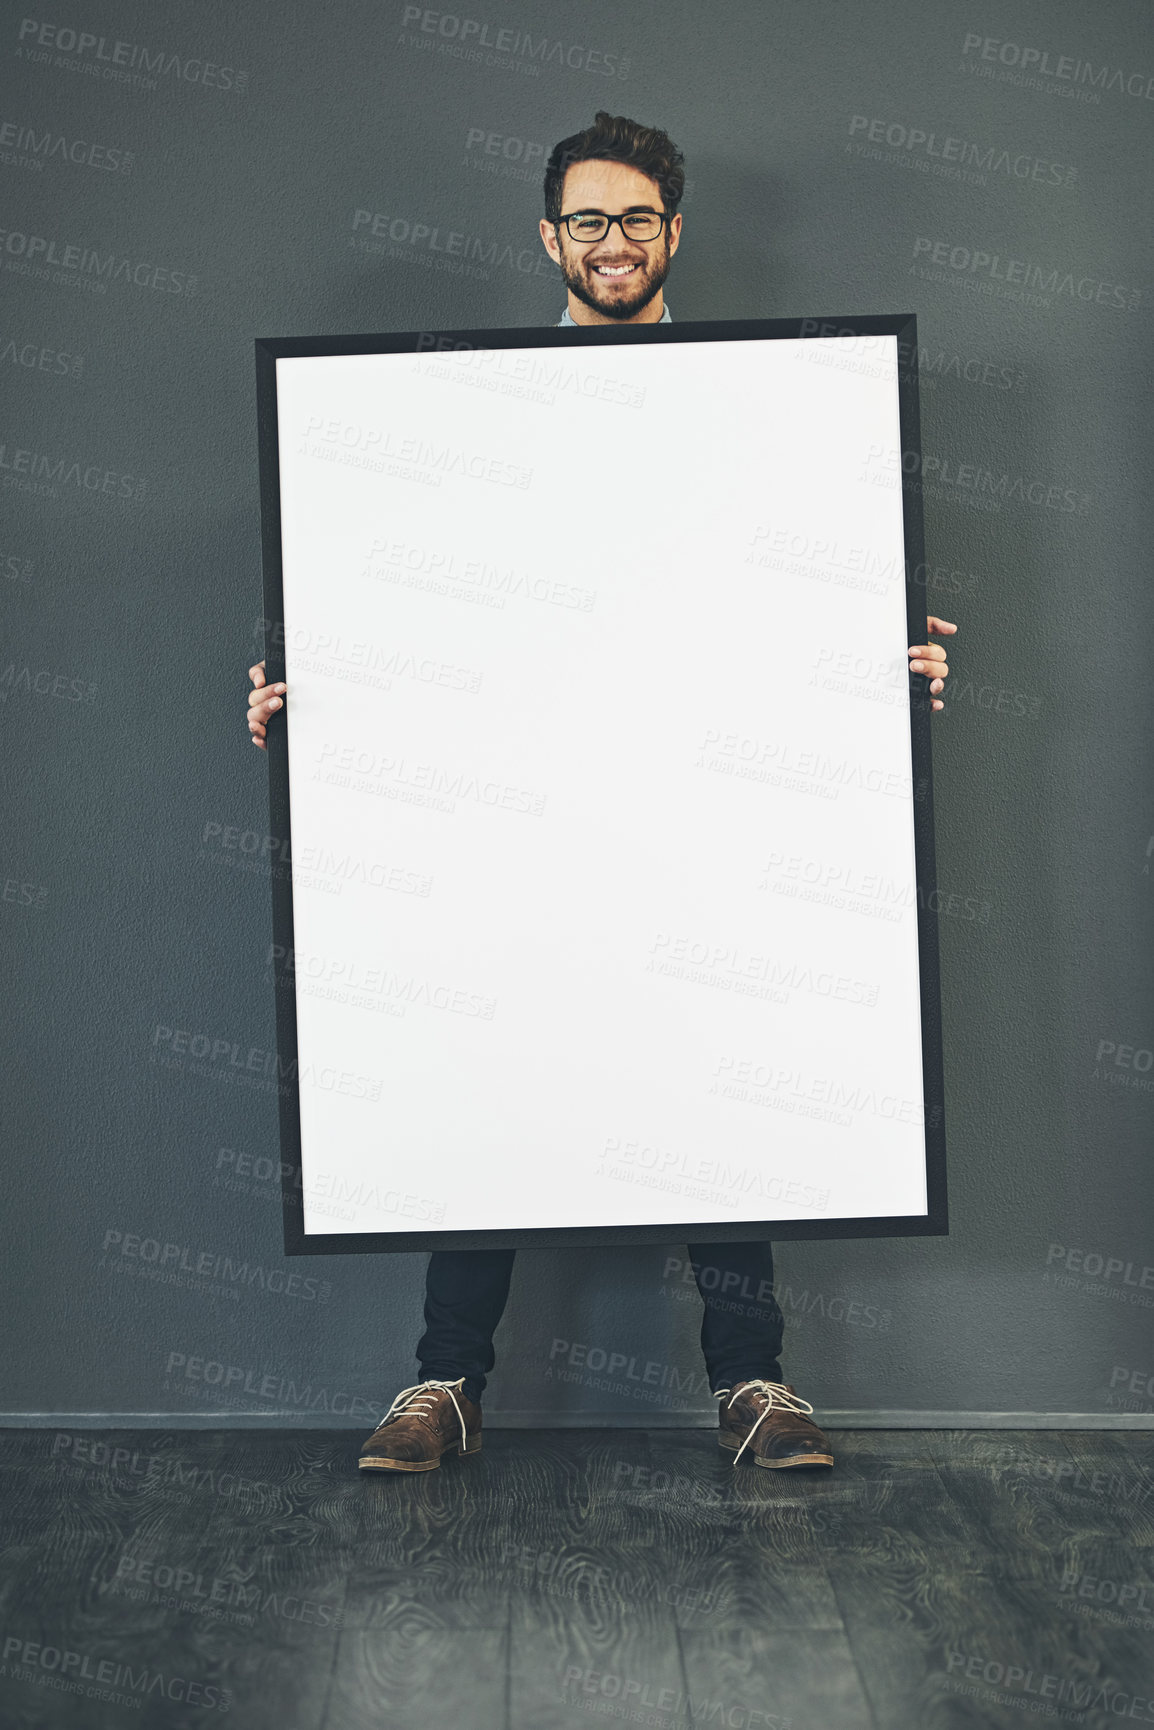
714, 1378, 816, 1466
371, 1378, 469, 1450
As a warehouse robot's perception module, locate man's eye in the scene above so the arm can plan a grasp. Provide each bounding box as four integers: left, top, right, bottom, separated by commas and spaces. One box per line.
572, 217, 601, 232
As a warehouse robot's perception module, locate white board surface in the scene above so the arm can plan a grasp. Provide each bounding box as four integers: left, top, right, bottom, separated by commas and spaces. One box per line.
270, 333, 928, 1237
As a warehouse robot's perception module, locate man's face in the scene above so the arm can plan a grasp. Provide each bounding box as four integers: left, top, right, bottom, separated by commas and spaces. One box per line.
541, 160, 681, 321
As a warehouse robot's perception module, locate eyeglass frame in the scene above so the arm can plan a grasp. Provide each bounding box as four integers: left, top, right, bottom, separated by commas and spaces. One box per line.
555, 209, 673, 245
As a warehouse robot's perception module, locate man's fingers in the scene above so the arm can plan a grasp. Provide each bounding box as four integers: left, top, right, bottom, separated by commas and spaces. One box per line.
909, 657, 948, 679
908, 643, 947, 662
247, 659, 277, 747
248, 684, 286, 711
926, 616, 958, 635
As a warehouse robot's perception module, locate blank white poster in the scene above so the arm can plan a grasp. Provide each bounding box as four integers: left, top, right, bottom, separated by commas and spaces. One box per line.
270, 332, 928, 1237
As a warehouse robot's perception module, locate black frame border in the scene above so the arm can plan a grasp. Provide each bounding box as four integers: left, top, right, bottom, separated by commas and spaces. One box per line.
255, 313, 948, 1255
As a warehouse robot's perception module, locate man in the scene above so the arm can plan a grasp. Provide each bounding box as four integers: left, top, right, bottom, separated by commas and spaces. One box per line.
246, 111, 956, 1475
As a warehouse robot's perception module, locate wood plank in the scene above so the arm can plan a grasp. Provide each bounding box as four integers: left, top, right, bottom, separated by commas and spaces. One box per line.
510, 1591, 682, 1729
681, 1629, 874, 1730
323, 1628, 508, 1729
1057, 1432, 1154, 1544
834, 1550, 1154, 1729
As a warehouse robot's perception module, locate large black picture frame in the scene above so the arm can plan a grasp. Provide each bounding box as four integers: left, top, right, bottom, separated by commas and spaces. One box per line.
255, 312, 948, 1256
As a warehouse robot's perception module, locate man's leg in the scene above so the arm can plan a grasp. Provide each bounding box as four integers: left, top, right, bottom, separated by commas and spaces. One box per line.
688, 1239, 833, 1469
415, 1248, 517, 1404
685, 1239, 784, 1390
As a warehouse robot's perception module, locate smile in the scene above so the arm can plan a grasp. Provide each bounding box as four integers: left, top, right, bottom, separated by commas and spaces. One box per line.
593, 263, 640, 278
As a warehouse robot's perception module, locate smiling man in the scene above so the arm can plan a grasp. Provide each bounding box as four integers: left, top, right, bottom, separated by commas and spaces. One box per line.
538, 114, 680, 325
247, 110, 956, 1478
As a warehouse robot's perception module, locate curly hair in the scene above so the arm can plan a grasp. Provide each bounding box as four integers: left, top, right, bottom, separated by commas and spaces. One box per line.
543, 111, 686, 225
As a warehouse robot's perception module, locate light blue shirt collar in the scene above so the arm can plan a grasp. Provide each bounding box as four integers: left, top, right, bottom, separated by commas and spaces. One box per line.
557, 302, 671, 326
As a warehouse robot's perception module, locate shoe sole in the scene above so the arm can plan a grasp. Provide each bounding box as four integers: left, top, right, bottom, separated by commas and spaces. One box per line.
359, 1438, 482, 1473
719, 1437, 834, 1469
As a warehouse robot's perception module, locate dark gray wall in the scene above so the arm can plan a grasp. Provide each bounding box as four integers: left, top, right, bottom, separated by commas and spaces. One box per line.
3, 0, 1152, 1427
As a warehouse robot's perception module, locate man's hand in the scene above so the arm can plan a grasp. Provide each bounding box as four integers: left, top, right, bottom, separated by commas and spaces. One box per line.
908, 616, 957, 713
247, 659, 288, 750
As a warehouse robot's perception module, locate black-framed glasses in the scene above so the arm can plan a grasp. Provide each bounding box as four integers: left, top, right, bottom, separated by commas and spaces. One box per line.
558, 210, 669, 244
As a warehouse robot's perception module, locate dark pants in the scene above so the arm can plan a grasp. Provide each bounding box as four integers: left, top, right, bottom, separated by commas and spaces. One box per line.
417, 1242, 785, 1405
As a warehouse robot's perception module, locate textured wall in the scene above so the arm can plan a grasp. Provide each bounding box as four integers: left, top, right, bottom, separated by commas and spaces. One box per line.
3, 0, 1152, 1427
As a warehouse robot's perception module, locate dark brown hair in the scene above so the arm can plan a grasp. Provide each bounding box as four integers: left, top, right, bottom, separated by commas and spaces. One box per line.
543, 111, 686, 225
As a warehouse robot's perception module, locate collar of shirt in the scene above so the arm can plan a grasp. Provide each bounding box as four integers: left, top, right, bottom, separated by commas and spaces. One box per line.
557, 303, 672, 326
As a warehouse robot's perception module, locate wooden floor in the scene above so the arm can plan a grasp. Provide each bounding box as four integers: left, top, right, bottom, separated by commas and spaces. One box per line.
1, 1426, 1152, 1728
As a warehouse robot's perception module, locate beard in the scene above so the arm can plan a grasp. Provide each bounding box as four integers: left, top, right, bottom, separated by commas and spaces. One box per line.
557, 235, 671, 321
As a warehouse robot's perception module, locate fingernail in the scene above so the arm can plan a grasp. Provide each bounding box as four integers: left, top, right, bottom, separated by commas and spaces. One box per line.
269, 698, 281, 707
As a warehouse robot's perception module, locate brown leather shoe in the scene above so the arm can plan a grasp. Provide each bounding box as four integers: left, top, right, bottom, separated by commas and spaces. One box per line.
359, 1378, 482, 1473
716, 1379, 834, 1469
